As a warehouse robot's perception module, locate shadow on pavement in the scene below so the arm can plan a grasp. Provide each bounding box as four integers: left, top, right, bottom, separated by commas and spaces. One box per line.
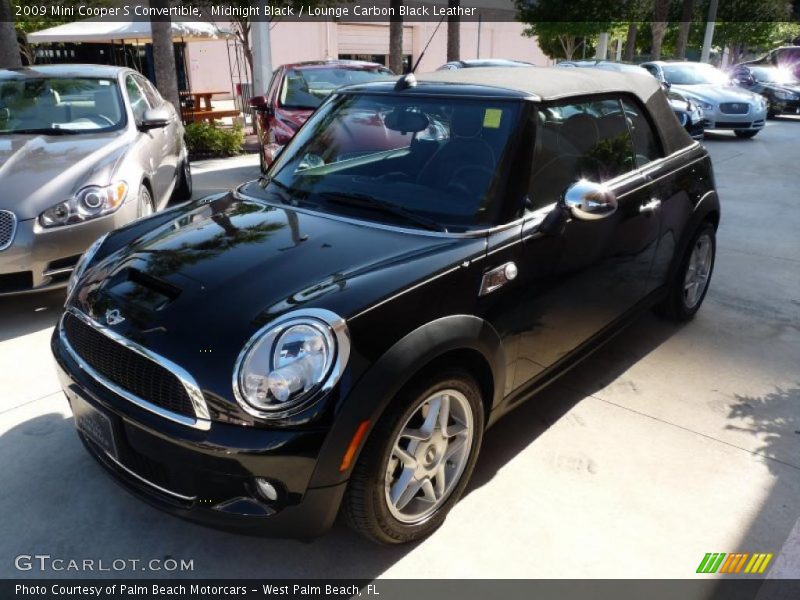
0, 289, 65, 343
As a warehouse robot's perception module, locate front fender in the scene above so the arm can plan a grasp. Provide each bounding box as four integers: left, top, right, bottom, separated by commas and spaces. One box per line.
307, 314, 505, 488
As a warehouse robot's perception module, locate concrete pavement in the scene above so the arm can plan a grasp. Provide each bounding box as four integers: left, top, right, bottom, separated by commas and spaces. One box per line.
1, 122, 798, 579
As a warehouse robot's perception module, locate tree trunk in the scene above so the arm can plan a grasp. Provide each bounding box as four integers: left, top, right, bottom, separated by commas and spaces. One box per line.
623, 22, 638, 62
446, 0, 460, 62
651, 0, 670, 61
675, 0, 695, 59
149, 1, 180, 111
389, 0, 403, 73
0, 1, 21, 68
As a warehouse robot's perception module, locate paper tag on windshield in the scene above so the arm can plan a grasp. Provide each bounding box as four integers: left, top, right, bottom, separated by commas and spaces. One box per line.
483, 108, 502, 129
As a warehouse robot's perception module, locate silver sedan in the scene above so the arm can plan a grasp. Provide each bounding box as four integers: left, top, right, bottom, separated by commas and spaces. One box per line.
0, 64, 191, 294
641, 61, 768, 138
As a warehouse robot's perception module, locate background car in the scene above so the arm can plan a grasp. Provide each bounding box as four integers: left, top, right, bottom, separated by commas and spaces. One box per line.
729, 64, 800, 117
557, 60, 704, 139
0, 64, 189, 295
437, 59, 535, 70
743, 45, 800, 79
249, 60, 393, 171
641, 61, 767, 138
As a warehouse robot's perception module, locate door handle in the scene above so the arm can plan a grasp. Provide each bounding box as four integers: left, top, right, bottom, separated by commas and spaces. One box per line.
639, 199, 662, 214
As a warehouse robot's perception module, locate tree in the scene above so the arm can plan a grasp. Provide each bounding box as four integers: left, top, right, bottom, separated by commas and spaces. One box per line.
674, 0, 695, 59
0, 1, 21, 68
623, 23, 638, 62
447, 0, 460, 62
651, 0, 670, 60
389, 0, 403, 73
712, 0, 794, 64
150, 0, 180, 110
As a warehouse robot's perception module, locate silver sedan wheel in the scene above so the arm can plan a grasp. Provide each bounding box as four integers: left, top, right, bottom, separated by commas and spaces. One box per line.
137, 186, 154, 218
384, 389, 474, 524
684, 232, 713, 309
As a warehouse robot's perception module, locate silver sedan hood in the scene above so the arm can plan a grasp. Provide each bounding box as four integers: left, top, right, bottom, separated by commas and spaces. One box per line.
0, 131, 130, 220
671, 83, 761, 105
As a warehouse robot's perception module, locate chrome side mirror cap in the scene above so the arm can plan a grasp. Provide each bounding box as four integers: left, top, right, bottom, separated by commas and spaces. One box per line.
563, 180, 618, 221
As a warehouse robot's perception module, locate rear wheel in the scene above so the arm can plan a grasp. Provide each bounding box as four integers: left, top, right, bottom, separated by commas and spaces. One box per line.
734, 129, 759, 138
654, 222, 716, 321
172, 156, 192, 202
344, 370, 484, 544
137, 184, 154, 219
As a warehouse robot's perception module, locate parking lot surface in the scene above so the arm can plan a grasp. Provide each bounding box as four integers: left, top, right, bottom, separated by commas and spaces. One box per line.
1, 122, 799, 579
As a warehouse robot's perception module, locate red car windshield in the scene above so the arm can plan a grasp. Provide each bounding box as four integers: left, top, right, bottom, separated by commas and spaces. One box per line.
279, 67, 393, 110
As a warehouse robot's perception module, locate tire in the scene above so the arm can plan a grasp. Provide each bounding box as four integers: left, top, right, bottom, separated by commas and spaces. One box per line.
137, 184, 155, 219
259, 149, 266, 174
734, 129, 759, 138
653, 222, 716, 322
344, 369, 485, 544
172, 157, 193, 202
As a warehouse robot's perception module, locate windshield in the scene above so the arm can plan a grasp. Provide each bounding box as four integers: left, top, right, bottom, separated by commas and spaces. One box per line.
750, 66, 800, 84
0, 77, 124, 134
662, 64, 729, 86
263, 93, 522, 232
279, 67, 394, 110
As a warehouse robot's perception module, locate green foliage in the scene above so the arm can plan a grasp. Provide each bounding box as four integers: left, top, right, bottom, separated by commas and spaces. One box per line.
184, 122, 244, 158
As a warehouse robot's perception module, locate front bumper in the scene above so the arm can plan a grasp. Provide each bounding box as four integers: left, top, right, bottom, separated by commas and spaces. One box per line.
702, 104, 767, 131
772, 99, 800, 114
0, 203, 137, 295
51, 330, 346, 538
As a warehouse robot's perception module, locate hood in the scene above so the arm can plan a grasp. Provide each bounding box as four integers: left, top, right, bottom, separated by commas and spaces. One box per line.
275, 106, 314, 131
73, 193, 483, 380
671, 83, 761, 105
760, 81, 800, 95
0, 131, 129, 220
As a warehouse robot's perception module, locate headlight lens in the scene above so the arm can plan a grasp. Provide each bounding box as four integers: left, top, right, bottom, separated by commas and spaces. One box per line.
39, 181, 128, 228
66, 232, 108, 298
234, 311, 349, 417
696, 101, 714, 112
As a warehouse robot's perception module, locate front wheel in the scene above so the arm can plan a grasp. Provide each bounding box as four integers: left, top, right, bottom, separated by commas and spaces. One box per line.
734, 129, 759, 138
137, 184, 154, 219
172, 156, 193, 202
654, 222, 716, 321
344, 370, 484, 544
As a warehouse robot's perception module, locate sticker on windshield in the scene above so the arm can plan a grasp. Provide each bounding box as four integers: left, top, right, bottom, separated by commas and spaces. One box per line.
483, 108, 502, 129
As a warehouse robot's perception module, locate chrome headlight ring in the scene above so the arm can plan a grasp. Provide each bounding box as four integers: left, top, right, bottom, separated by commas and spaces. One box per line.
232, 308, 351, 420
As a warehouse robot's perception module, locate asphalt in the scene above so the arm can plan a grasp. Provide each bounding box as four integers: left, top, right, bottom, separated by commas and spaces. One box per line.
1, 120, 799, 579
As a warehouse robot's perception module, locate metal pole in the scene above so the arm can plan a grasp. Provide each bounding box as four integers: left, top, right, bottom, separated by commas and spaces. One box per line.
595, 32, 609, 60
700, 0, 718, 63
251, 8, 273, 96
476, 14, 482, 59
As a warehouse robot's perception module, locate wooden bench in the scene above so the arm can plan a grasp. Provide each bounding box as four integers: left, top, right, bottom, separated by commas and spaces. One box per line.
182, 109, 241, 124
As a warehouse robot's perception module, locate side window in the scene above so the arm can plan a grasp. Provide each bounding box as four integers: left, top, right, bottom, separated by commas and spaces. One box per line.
266, 69, 281, 102
620, 98, 662, 166
125, 75, 150, 121
642, 64, 660, 79
135, 75, 162, 107
528, 97, 634, 209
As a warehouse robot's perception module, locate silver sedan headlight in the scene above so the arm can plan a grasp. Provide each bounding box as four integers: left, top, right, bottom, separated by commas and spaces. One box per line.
39, 181, 128, 228
233, 309, 350, 418
66, 232, 108, 298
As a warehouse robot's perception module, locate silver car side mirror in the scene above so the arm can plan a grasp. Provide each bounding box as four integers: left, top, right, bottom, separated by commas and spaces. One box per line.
563, 180, 618, 221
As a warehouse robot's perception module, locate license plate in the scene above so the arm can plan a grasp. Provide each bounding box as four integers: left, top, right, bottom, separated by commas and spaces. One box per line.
72, 393, 118, 460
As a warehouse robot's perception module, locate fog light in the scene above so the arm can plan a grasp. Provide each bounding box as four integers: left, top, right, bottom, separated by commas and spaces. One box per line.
254, 477, 278, 502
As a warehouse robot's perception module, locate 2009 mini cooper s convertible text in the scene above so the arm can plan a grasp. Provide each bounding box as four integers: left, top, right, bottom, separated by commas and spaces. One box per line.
53, 68, 720, 544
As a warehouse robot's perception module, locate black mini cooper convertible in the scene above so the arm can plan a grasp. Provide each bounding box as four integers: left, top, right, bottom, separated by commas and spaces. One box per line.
53, 68, 720, 544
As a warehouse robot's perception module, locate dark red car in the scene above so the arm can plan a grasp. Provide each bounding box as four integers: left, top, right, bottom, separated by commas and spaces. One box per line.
250, 60, 393, 171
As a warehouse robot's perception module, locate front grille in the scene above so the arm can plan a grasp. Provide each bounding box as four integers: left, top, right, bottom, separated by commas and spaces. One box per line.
0, 210, 16, 250
63, 312, 196, 418
719, 102, 750, 115
714, 121, 752, 129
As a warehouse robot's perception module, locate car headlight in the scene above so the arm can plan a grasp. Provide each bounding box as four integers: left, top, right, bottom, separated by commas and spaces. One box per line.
233, 310, 350, 418
696, 101, 714, 112
66, 232, 108, 298
774, 90, 797, 101
39, 181, 128, 228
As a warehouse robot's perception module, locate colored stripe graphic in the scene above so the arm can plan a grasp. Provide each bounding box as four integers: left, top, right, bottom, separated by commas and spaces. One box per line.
697, 553, 727, 573
700, 552, 774, 575
719, 553, 751, 574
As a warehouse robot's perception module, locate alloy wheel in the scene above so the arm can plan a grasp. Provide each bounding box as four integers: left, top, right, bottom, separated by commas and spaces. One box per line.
683, 232, 713, 309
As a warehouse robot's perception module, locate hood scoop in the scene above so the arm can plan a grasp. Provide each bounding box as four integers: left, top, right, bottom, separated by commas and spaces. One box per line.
105, 267, 183, 312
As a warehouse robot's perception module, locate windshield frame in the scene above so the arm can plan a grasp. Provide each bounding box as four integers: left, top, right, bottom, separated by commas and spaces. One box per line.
0, 75, 128, 135
259, 90, 532, 234
278, 67, 394, 111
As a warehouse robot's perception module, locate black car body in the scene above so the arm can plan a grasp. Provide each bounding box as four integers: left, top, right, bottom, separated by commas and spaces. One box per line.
743, 46, 800, 80
730, 64, 800, 117
52, 68, 720, 543
557, 60, 704, 139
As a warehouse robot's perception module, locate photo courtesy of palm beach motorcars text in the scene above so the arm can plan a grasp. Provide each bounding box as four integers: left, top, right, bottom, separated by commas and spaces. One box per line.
2, 0, 800, 599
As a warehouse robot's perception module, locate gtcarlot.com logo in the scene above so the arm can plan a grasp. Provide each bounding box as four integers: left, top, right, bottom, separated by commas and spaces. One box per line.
696, 552, 773, 574
14, 554, 194, 572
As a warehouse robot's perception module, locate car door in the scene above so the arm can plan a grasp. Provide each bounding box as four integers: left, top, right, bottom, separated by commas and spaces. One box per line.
124, 74, 168, 203
136, 74, 180, 197
500, 96, 663, 389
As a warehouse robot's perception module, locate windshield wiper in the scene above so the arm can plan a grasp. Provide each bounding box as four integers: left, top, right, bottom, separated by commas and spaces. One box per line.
319, 192, 447, 233
7, 127, 78, 135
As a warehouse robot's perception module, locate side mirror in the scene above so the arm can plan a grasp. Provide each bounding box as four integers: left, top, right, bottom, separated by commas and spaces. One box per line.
562, 180, 617, 221
138, 106, 171, 131
249, 95, 271, 112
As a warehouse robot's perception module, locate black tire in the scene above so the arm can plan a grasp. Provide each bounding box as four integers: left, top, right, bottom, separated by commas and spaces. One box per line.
734, 129, 759, 138
137, 184, 154, 218
344, 369, 485, 544
172, 157, 192, 202
259, 149, 267, 174
653, 222, 716, 322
